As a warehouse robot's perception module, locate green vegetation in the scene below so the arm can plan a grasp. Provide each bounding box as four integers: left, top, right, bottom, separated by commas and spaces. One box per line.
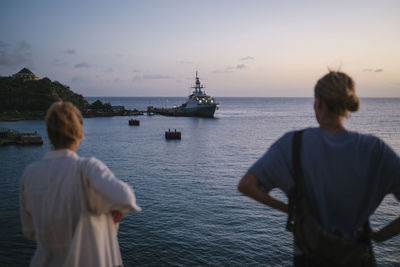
0, 76, 88, 120
89, 100, 112, 112
0, 75, 139, 121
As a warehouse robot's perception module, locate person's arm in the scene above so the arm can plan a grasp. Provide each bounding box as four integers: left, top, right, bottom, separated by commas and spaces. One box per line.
372, 139, 400, 242
84, 157, 141, 214
19, 179, 35, 240
238, 171, 288, 214
372, 216, 400, 242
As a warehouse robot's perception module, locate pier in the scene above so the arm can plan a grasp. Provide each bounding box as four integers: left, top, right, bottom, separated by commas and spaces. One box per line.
129, 119, 140, 126
0, 128, 43, 146
165, 129, 181, 140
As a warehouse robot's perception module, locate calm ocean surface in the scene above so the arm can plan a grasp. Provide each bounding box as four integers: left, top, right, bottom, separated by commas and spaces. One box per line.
0, 97, 399, 266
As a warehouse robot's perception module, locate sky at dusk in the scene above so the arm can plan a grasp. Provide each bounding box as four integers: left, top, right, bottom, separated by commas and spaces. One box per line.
0, 0, 399, 97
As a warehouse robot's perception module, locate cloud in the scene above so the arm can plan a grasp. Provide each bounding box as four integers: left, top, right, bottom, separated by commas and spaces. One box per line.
62, 49, 76, 55
74, 62, 91, 68
212, 66, 234, 74
236, 64, 246, 69
132, 73, 171, 82
0, 40, 33, 67
106, 67, 113, 72
176, 60, 192, 65
115, 53, 123, 58
132, 69, 140, 73
363, 68, 384, 73
240, 56, 254, 61
143, 74, 171, 79
52, 59, 67, 67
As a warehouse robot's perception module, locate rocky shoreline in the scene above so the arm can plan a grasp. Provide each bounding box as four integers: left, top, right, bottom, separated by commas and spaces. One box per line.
0, 75, 144, 121
0, 108, 145, 121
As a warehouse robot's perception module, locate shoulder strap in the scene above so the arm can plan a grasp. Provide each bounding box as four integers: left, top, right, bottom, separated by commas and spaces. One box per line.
292, 130, 304, 187
286, 130, 304, 232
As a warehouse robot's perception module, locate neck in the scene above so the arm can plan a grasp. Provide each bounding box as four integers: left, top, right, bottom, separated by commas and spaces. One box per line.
318, 116, 346, 133
54, 141, 79, 152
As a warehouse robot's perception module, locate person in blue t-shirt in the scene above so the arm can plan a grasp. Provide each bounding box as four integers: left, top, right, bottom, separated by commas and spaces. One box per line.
238, 71, 400, 266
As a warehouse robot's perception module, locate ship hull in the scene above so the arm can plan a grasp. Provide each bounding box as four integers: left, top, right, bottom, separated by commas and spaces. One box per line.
151, 105, 217, 118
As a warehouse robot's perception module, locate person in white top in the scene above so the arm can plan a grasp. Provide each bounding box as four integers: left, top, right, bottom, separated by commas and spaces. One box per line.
19, 101, 141, 267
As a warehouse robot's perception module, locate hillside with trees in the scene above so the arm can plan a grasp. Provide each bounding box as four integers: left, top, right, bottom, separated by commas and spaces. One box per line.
0, 76, 89, 120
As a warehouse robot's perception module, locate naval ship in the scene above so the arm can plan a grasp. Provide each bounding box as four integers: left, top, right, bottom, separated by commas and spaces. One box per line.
148, 72, 218, 118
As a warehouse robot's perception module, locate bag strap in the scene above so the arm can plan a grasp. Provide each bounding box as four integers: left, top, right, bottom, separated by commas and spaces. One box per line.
292, 130, 304, 187
286, 130, 304, 232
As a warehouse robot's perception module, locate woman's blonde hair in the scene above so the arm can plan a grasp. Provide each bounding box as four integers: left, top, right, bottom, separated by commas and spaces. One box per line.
314, 71, 360, 116
45, 101, 83, 149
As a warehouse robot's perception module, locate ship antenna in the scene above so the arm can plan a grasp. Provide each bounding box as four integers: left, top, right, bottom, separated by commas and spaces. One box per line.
195, 70, 198, 94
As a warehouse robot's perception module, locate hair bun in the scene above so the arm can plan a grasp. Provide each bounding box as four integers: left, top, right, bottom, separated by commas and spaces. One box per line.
344, 94, 360, 112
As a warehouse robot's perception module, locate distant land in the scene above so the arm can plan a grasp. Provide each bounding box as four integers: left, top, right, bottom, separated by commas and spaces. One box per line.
0, 68, 140, 121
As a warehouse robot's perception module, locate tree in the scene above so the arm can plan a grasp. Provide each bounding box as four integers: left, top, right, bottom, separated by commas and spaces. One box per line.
103, 102, 112, 112
90, 100, 103, 110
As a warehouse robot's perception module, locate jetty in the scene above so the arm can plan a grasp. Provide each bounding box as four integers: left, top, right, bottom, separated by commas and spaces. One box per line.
129, 119, 140, 126
0, 128, 43, 146
165, 129, 181, 140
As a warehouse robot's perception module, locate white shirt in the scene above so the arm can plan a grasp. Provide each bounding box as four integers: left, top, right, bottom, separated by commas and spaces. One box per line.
19, 149, 141, 267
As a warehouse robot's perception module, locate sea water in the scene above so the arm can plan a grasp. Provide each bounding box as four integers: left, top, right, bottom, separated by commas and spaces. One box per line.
0, 97, 399, 266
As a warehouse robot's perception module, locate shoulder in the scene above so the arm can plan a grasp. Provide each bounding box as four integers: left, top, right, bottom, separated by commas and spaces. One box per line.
273, 128, 315, 152
349, 131, 381, 143
272, 130, 294, 151
257, 129, 307, 166
79, 156, 115, 179
21, 160, 45, 183
83, 157, 109, 170
350, 132, 393, 154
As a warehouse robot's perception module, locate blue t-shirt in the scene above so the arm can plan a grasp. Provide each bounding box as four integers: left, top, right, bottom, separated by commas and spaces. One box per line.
250, 127, 400, 239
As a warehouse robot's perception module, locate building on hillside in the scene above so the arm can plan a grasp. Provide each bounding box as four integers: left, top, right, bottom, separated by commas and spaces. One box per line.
12, 68, 39, 81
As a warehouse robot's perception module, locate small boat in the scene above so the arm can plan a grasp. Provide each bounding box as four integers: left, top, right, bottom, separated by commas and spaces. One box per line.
148, 72, 218, 118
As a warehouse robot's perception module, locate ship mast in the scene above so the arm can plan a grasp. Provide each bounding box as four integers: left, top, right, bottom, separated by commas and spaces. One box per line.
192, 71, 204, 95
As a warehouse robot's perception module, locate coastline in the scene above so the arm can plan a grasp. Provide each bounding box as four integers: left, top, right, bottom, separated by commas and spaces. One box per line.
0, 110, 144, 122
0, 111, 46, 122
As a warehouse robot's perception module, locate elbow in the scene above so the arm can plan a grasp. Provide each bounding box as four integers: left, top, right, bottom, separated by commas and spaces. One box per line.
238, 171, 258, 196
237, 179, 251, 195
23, 230, 36, 241
237, 179, 248, 194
